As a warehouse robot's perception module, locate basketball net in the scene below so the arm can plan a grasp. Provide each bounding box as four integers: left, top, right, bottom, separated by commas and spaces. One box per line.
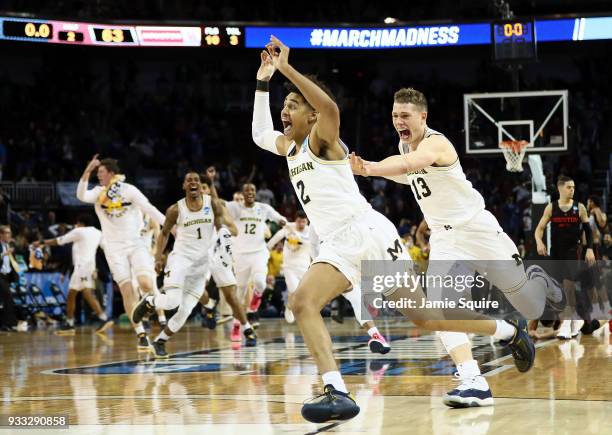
499, 140, 529, 172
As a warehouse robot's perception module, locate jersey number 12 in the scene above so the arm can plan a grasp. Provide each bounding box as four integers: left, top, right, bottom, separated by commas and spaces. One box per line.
244, 223, 256, 234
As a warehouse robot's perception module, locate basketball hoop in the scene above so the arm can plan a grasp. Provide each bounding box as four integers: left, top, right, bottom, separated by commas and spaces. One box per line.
499, 140, 529, 172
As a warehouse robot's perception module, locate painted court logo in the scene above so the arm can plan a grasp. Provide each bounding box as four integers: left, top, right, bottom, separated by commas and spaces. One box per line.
46, 335, 513, 377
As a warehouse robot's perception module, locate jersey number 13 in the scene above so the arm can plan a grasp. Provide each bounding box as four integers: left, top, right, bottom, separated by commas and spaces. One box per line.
411, 177, 432, 200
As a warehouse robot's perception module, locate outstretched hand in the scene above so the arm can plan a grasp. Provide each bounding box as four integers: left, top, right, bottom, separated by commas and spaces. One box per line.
349, 152, 371, 177
85, 154, 100, 173
265, 35, 290, 73
257, 49, 276, 82
206, 166, 217, 182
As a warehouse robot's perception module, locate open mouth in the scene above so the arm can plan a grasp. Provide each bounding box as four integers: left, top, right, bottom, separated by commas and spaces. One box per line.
399, 129, 411, 140
282, 119, 293, 135
189, 186, 199, 193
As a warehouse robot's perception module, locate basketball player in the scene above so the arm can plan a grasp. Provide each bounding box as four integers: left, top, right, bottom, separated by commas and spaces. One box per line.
308, 224, 392, 354
199, 172, 255, 344
77, 155, 165, 351
266, 210, 311, 323
253, 38, 534, 422
225, 183, 286, 328
535, 175, 596, 339
134, 212, 167, 329
37, 214, 112, 335
349, 88, 567, 407
132, 172, 257, 357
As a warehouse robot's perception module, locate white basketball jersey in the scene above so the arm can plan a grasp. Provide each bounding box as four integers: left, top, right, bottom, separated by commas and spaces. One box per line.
283, 223, 311, 269
57, 226, 102, 266
226, 201, 281, 254
174, 195, 214, 260
286, 137, 371, 239
401, 128, 485, 230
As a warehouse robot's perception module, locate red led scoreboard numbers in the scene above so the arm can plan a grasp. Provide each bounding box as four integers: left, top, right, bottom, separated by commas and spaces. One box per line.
0, 17, 244, 48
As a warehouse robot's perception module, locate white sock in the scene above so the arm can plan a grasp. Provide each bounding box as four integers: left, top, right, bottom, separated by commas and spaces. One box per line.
367, 327, 380, 338
493, 320, 516, 340
457, 359, 481, 379
134, 324, 145, 335
156, 330, 170, 342
98, 313, 108, 321
205, 299, 216, 309
321, 371, 348, 393
243, 322, 252, 331
158, 314, 166, 323
603, 301, 611, 312
66, 318, 74, 327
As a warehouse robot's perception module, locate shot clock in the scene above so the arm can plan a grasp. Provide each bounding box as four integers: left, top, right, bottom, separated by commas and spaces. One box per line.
2, 19, 53, 41
492, 20, 537, 62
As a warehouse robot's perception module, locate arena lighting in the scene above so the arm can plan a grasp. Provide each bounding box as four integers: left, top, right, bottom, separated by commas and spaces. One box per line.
384, 17, 398, 24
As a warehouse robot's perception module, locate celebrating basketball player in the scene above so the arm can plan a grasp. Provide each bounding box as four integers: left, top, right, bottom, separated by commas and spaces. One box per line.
349, 87, 567, 408
37, 214, 112, 335
200, 170, 256, 344
252, 38, 535, 423
225, 183, 286, 330
308, 224, 392, 354
132, 171, 257, 357
535, 175, 596, 339
77, 155, 165, 351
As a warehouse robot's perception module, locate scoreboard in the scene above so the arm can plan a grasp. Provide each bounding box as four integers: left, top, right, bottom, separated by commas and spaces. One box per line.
0, 17, 244, 47
1, 15, 611, 49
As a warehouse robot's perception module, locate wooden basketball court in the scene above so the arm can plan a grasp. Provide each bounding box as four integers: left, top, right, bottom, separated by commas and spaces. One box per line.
1, 319, 610, 434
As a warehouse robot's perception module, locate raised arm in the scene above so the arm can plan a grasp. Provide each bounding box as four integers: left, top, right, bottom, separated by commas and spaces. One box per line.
264, 203, 287, 226
534, 203, 552, 256
252, 50, 290, 156
154, 204, 178, 274
77, 154, 102, 203
267, 227, 287, 250
221, 204, 238, 236
350, 137, 445, 178
266, 36, 341, 157
38, 228, 79, 248
126, 185, 165, 227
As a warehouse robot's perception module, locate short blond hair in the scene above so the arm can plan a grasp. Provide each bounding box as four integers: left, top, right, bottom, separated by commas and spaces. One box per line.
394, 88, 428, 111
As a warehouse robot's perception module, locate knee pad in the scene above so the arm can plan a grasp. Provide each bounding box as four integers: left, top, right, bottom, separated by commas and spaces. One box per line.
437, 331, 471, 353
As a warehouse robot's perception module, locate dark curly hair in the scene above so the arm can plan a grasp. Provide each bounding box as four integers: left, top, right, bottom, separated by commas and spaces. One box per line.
284, 74, 336, 110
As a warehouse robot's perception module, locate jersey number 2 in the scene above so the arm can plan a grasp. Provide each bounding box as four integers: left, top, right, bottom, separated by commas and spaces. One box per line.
296, 180, 311, 205
411, 177, 431, 200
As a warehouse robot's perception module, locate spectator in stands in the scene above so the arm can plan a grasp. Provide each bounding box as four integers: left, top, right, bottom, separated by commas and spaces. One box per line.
256, 181, 275, 206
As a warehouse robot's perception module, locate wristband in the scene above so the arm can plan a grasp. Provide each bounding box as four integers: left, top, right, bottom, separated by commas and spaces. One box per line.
256, 80, 269, 92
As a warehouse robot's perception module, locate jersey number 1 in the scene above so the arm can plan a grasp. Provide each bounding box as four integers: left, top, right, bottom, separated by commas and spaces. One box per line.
411, 177, 432, 200
296, 180, 311, 205
196, 228, 202, 239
